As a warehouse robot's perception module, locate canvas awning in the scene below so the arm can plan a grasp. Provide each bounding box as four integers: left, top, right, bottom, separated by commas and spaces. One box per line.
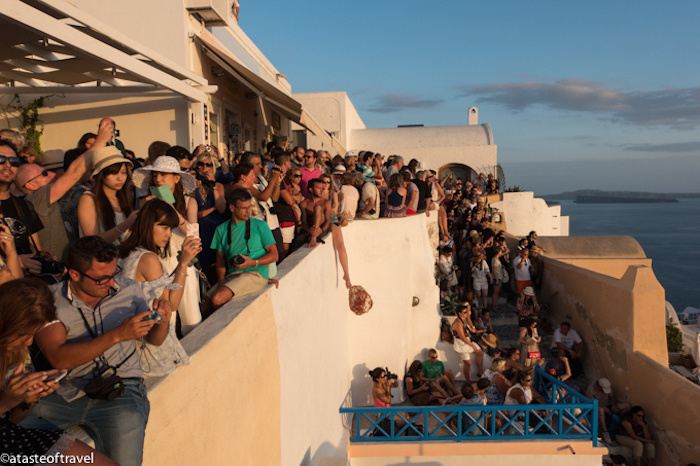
0, 0, 214, 101
194, 29, 302, 122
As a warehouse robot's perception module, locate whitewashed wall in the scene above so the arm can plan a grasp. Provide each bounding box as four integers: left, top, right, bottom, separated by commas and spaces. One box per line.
269, 214, 441, 465
490, 192, 569, 237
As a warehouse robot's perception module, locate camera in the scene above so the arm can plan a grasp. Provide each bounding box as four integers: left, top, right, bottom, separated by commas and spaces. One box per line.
230, 254, 246, 267
196, 173, 216, 189
384, 367, 398, 380
34, 252, 64, 275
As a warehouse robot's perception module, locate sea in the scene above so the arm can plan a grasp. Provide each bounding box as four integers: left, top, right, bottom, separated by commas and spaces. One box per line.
553, 198, 700, 313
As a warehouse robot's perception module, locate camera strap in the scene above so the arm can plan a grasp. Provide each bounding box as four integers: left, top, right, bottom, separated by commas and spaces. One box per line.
227, 218, 251, 257
76, 304, 136, 375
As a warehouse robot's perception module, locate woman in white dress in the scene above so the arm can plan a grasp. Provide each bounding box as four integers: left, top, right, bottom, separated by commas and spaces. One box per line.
117, 199, 201, 377
77, 146, 138, 244
132, 156, 201, 335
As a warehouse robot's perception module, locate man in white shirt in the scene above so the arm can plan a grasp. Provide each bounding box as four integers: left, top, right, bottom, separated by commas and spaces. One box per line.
551, 321, 585, 377
512, 245, 532, 296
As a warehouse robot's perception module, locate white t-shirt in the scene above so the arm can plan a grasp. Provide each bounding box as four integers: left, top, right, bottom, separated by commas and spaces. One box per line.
551, 328, 582, 350
513, 255, 531, 281
471, 260, 490, 281
339, 185, 359, 218
359, 182, 380, 219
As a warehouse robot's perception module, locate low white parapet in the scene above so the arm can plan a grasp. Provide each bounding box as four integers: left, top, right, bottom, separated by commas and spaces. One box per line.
490, 192, 569, 237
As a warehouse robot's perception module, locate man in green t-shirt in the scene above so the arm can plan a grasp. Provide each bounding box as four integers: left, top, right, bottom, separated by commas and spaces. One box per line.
208, 188, 278, 311
421, 348, 458, 396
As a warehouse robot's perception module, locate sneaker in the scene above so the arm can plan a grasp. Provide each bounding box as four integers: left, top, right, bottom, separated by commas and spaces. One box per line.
602, 432, 612, 444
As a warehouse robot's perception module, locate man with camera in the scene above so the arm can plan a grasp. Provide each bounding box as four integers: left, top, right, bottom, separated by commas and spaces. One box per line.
21, 236, 171, 466
14, 118, 113, 261
207, 188, 278, 310
0, 138, 44, 274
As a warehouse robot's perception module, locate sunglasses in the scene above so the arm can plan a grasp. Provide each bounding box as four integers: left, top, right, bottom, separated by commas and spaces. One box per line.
0, 156, 21, 167
23, 169, 49, 187
198, 162, 214, 167
291, 174, 302, 178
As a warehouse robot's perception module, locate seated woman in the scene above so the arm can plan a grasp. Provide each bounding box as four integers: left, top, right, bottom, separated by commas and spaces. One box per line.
369, 367, 405, 431
274, 167, 304, 254
452, 304, 485, 380
133, 156, 201, 335
504, 370, 546, 413
404, 361, 456, 406
483, 357, 512, 405
118, 200, 201, 377
0, 278, 116, 465
615, 406, 655, 466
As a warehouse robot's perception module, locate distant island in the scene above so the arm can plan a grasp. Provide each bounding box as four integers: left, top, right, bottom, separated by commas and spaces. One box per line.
574, 195, 678, 204
541, 189, 700, 204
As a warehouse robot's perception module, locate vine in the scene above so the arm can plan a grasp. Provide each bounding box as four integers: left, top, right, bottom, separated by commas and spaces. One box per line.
0, 94, 47, 153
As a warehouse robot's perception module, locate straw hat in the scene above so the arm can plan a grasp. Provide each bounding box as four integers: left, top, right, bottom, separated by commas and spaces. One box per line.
523, 286, 536, 297
597, 378, 612, 394
91, 146, 133, 177
332, 164, 346, 175
132, 156, 196, 193
40, 149, 65, 170
481, 333, 497, 348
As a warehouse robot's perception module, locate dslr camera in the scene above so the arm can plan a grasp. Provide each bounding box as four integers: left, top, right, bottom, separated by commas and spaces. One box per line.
34, 251, 64, 275
230, 254, 246, 268
384, 367, 398, 380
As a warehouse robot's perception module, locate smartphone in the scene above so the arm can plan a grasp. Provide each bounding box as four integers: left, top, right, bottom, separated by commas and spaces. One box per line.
52, 372, 67, 383
150, 185, 176, 204
186, 223, 200, 239
142, 311, 163, 323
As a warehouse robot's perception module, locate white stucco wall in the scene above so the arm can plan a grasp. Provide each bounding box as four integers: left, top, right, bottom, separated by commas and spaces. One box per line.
349, 125, 497, 176
490, 191, 569, 237
294, 92, 366, 151
269, 214, 441, 464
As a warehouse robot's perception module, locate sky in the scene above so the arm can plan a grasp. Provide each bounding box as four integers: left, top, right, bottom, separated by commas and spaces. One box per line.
240, 1, 700, 195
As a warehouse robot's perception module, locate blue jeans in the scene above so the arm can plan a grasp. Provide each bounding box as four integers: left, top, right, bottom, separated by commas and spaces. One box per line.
20, 379, 149, 466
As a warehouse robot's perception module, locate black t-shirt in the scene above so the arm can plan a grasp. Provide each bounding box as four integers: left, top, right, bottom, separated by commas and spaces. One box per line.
0, 195, 44, 255
412, 179, 431, 213
273, 178, 297, 225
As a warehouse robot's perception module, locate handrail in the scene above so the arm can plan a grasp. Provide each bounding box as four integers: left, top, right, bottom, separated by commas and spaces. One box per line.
340, 367, 598, 445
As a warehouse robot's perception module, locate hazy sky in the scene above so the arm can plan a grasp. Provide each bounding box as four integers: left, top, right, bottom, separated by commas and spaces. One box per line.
240, 2, 700, 195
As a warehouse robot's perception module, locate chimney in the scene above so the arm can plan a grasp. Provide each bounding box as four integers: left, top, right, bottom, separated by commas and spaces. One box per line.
468, 107, 478, 125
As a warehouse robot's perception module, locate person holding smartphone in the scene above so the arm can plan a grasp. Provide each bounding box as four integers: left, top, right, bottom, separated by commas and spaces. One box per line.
1, 278, 116, 465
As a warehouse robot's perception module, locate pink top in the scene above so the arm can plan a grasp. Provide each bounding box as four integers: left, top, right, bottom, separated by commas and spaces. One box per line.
300, 166, 323, 198
374, 397, 390, 408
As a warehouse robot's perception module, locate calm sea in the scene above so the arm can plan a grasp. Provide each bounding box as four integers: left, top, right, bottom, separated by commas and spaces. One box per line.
554, 198, 700, 313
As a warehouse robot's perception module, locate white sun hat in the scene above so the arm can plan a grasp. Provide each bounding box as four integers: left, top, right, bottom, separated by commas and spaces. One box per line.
132, 155, 196, 193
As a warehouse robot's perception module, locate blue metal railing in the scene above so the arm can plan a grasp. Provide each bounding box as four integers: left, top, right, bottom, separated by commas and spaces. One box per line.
340, 367, 598, 445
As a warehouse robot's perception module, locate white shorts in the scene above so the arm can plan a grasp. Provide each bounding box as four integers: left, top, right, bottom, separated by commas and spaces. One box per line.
280, 225, 295, 244
472, 279, 489, 291
453, 338, 480, 360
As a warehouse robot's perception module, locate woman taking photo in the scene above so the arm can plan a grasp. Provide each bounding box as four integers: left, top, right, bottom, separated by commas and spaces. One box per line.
132, 156, 201, 335
118, 199, 202, 342
77, 146, 137, 244
470, 253, 491, 310
369, 367, 405, 430
491, 244, 508, 313
451, 304, 484, 380
0, 278, 116, 465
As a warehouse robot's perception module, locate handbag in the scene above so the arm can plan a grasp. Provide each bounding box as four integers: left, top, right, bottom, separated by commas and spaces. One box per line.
501, 268, 509, 283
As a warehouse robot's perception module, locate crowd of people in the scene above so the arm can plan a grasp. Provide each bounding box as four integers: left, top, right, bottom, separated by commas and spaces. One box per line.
0, 120, 659, 465
369, 171, 657, 466
0, 118, 481, 464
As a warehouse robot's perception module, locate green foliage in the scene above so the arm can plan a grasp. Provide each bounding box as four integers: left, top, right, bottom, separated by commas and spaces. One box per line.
0, 94, 46, 153
505, 185, 523, 192
666, 323, 683, 352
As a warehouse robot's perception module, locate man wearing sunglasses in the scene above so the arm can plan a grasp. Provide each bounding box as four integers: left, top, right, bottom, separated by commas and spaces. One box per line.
14, 118, 113, 261
23, 236, 171, 466
0, 138, 45, 273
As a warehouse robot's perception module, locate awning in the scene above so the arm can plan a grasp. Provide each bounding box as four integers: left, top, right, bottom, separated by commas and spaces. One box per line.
0, 0, 213, 101
193, 30, 302, 122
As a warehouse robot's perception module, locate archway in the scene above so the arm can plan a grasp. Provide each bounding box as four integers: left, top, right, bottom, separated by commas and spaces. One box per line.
438, 163, 477, 184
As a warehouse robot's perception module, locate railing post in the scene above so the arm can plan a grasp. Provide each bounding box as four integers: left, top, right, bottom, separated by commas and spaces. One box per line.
592, 399, 598, 447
